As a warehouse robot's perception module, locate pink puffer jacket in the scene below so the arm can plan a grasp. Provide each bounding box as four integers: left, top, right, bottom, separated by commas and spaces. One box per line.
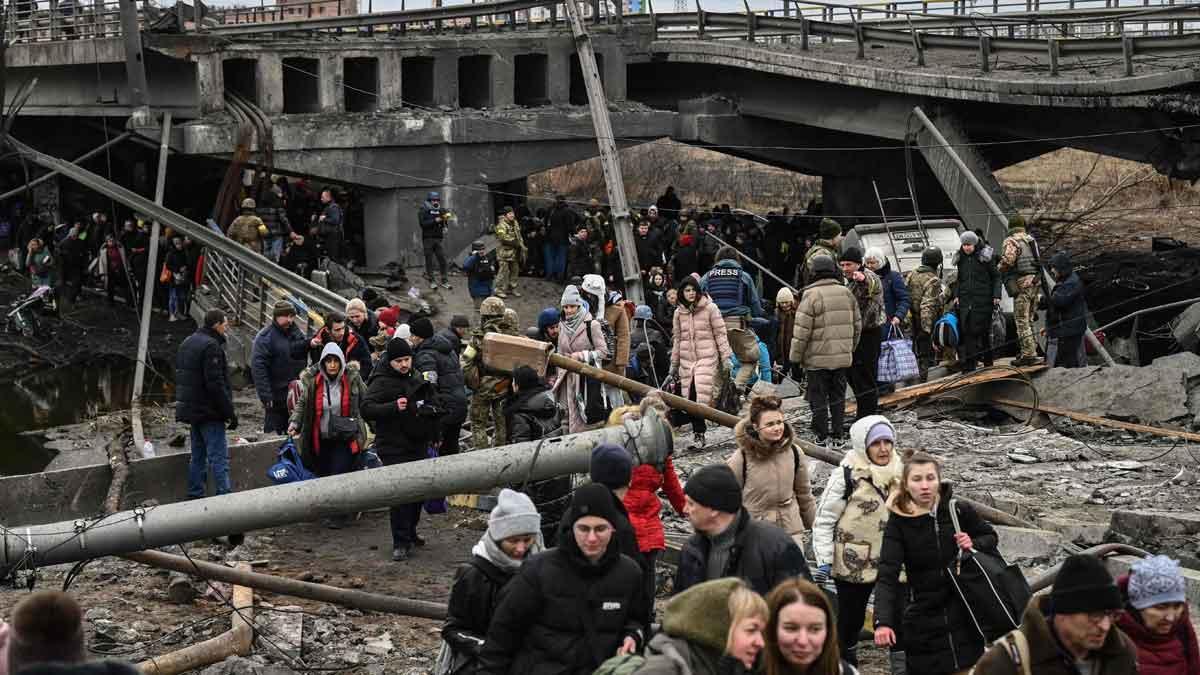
671, 295, 732, 407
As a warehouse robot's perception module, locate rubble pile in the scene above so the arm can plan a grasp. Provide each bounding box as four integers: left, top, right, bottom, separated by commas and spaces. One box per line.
1032, 352, 1200, 429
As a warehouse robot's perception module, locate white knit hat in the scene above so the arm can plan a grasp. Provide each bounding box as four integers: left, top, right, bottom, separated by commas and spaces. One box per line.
488, 489, 541, 541
394, 324, 411, 340
1128, 555, 1187, 610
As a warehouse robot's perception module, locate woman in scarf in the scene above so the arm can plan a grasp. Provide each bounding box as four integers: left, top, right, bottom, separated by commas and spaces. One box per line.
1117, 555, 1200, 675
811, 415, 904, 669
440, 489, 544, 675
288, 342, 368, 479
551, 285, 610, 434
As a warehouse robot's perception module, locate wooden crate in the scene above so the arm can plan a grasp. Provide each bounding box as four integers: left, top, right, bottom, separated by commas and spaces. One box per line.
482, 333, 552, 377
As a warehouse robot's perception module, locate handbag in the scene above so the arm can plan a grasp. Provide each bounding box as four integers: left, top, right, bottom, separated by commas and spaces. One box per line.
423, 446, 449, 515
327, 412, 359, 442
990, 308, 1007, 351
946, 499, 1032, 642
877, 326, 920, 383
713, 366, 741, 415
159, 263, 171, 284
582, 323, 612, 424
266, 438, 316, 485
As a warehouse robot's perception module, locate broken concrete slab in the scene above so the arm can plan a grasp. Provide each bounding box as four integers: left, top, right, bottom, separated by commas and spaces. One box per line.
994, 525, 1065, 562
1037, 516, 1109, 546
1110, 509, 1200, 539
1032, 352, 1200, 426
256, 605, 304, 663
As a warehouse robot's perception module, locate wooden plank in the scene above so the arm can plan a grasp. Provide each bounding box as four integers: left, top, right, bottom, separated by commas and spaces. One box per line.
993, 397, 1200, 443
848, 364, 1047, 415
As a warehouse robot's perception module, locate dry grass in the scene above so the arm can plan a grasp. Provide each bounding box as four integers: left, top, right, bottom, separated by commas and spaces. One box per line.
529, 140, 822, 214
533, 143, 1199, 252
998, 148, 1200, 251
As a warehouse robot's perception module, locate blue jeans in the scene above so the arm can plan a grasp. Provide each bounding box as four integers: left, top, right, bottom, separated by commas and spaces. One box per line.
168, 285, 188, 317
265, 237, 284, 262
543, 243, 567, 280
188, 421, 231, 498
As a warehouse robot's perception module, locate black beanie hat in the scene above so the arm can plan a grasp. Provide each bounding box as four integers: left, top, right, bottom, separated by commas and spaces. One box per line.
685, 464, 743, 513
1050, 554, 1122, 614
590, 443, 633, 489
451, 314, 470, 329
386, 337, 412, 361
411, 317, 435, 339
513, 364, 541, 391
842, 247, 863, 265
566, 483, 620, 528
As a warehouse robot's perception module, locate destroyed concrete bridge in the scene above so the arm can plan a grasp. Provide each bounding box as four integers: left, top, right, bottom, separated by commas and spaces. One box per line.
7, 0, 1200, 262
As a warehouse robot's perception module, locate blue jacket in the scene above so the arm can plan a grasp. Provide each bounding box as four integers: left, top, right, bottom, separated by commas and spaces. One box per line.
463, 253, 495, 299
731, 339, 772, 387
700, 259, 763, 318
877, 262, 911, 323
175, 327, 234, 424
251, 322, 308, 403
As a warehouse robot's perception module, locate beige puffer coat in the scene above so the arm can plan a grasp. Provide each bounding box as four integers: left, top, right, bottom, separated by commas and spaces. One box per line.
671, 295, 732, 407
727, 418, 816, 545
790, 277, 861, 370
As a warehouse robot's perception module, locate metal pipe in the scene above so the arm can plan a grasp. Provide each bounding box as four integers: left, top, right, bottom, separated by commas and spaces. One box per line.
0, 132, 133, 202
0, 412, 672, 568
1028, 543, 1150, 592
1094, 296, 1200, 334
702, 230, 798, 294
137, 563, 254, 675
124, 550, 447, 620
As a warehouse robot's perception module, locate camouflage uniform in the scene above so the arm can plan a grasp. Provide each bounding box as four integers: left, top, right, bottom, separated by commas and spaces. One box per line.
998, 227, 1041, 362
227, 213, 266, 253
463, 297, 518, 449
802, 240, 840, 286
494, 213, 526, 298
904, 265, 944, 380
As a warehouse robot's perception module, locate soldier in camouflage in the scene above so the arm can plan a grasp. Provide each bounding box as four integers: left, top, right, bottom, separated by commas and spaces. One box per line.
903, 247, 946, 382
493, 207, 526, 299
801, 218, 843, 286
998, 215, 1042, 367
462, 296, 519, 449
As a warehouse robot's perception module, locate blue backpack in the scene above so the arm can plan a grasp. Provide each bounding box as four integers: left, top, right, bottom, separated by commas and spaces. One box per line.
267, 438, 316, 485
933, 311, 960, 351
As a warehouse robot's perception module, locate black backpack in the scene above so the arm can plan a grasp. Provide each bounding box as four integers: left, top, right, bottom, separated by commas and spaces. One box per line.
473, 251, 496, 280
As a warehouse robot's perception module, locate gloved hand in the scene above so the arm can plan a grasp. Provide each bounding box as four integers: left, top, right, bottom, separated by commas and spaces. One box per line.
227, 415, 239, 431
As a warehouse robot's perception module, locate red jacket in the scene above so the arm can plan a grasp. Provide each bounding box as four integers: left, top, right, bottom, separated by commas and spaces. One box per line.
1117, 573, 1200, 675
623, 455, 686, 553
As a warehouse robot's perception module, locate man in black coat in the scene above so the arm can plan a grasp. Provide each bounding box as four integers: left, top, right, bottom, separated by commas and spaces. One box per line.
479, 483, 646, 675
309, 311, 373, 380
1046, 251, 1088, 368
674, 464, 812, 597
545, 196, 577, 282
251, 300, 308, 434
362, 338, 441, 561
952, 231, 1001, 372
410, 317, 469, 456
176, 310, 237, 502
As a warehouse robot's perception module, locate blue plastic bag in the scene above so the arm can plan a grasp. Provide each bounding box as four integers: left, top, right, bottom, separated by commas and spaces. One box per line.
267, 438, 316, 485
423, 446, 448, 515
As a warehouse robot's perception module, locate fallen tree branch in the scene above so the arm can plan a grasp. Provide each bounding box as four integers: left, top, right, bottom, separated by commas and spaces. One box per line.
993, 397, 1200, 443
137, 563, 253, 675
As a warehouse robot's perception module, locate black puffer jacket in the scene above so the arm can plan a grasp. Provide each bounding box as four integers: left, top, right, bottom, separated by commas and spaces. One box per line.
478, 528, 646, 675
361, 364, 439, 460
505, 384, 559, 443
438, 326, 466, 356
674, 509, 812, 597
250, 322, 308, 404
175, 327, 234, 425
258, 192, 291, 238
442, 555, 516, 675
874, 484, 998, 675
413, 333, 468, 416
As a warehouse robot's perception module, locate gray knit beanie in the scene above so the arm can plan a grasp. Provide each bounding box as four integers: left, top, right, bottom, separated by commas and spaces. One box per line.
960, 230, 979, 246
561, 284, 583, 308
1128, 555, 1187, 610
488, 489, 542, 542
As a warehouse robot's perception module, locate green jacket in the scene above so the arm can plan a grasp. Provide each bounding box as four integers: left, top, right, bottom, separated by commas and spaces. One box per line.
288, 360, 369, 465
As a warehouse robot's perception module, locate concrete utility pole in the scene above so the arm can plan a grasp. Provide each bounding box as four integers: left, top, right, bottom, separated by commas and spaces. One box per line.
132, 112, 171, 452
0, 413, 672, 568
118, 0, 152, 126
560, 0, 644, 305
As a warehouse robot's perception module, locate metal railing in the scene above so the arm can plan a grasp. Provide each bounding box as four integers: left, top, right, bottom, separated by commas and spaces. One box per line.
201, 246, 336, 332
4, 0, 128, 43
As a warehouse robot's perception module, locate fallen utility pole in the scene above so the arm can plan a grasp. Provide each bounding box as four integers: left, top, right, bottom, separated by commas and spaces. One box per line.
132, 112, 172, 453
560, 0, 644, 305
994, 397, 1200, 444
0, 413, 672, 568
138, 563, 254, 675
124, 550, 448, 620
491, 335, 1039, 529
704, 230, 798, 295
0, 133, 133, 202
